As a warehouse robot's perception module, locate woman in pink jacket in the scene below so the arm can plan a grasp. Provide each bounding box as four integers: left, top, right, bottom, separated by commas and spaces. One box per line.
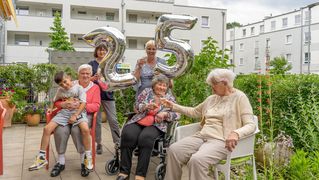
50, 64, 103, 177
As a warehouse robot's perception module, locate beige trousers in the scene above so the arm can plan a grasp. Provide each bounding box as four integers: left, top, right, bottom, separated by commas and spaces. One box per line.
165, 135, 228, 180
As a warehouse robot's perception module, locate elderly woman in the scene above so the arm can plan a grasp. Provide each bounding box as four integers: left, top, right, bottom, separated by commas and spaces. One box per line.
161, 68, 256, 180
50, 64, 101, 177
116, 74, 179, 180
133, 40, 168, 98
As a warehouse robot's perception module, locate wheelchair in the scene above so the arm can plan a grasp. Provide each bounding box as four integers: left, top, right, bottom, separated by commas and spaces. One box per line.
105, 112, 178, 180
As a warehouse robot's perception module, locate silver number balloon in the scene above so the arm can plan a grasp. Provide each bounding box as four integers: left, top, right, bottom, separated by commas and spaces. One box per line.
82, 27, 137, 91
155, 14, 197, 78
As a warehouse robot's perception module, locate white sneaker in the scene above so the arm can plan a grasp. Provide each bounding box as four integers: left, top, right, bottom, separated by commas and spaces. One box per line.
28, 155, 48, 171
84, 154, 93, 172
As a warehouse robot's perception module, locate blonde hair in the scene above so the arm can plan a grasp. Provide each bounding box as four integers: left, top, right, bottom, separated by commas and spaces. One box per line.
206, 68, 236, 88
145, 40, 155, 49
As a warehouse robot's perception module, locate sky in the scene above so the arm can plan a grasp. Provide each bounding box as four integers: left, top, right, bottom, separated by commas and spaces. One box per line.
183, 0, 319, 25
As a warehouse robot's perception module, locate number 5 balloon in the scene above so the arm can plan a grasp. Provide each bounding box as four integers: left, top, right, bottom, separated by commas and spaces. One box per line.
155, 14, 197, 78
82, 27, 137, 91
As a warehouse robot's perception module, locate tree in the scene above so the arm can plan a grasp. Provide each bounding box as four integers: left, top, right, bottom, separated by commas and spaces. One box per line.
48, 12, 75, 51
226, 21, 242, 29
269, 56, 292, 75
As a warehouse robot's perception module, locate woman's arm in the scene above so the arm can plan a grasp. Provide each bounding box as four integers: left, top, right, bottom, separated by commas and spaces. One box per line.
86, 85, 101, 113
134, 88, 154, 113
133, 57, 146, 81
233, 95, 256, 138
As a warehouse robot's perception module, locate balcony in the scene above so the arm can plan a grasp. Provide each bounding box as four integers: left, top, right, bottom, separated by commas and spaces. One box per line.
6, 45, 49, 64
6, 15, 54, 32
69, 19, 121, 34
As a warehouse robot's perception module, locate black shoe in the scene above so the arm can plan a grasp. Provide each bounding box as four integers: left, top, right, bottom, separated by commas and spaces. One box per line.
81, 163, 90, 177
116, 175, 129, 180
96, 144, 103, 155
50, 163, 65, 177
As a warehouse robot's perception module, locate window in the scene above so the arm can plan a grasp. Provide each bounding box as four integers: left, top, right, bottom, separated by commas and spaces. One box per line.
36, 9, 46, 16
304, 52, 310, 64
286, 35, 292, 44
15, 34, 29, 45
254, 57, 261, 70
295, 14, 301, 25
305, 32, 310, 43
282, 18, 288, 28
271, 21, 276, 30
230, 31, 234, 40
128, 39, 137, 49
201, 16, 209, 27
78, 11, 87, 15
251, 27, 255, 35
128, 14, 137, 22
305, 11, 310, 22
106, 12, 114, 21
52, 9, 62, 16
201, 40, 205, 49
286, 54, 292, 63
260, 25, 264, 33
229, 45, 233, 52
242, 29, 246, 37
16, 6, 29, 15
255, 41, 259, 55
266, 39, 271, 48
239, 43, 244, 51
229, 59, 233, 65
239, 58, 244, 65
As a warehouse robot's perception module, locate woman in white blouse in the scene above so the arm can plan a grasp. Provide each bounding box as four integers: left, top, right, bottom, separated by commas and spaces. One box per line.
161, 68, 256, 180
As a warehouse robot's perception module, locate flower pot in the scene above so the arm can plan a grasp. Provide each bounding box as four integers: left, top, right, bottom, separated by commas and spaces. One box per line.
0, 97, 16, 127
25, 113, 41, 126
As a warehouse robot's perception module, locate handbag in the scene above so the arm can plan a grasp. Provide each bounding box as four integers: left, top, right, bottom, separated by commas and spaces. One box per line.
137, 106, 159, 126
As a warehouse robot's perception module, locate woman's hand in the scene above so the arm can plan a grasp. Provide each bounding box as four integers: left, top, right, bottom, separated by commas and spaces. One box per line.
136, 57, 147, 69
145, 102, 159, 110
155, 112, 168, 123
225, 132, 239, 152
61, 100, 80, 110
160, 98, 174, 109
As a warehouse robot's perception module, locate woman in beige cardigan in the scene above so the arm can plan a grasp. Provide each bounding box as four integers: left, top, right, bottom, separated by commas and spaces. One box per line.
161, 68, 256, 180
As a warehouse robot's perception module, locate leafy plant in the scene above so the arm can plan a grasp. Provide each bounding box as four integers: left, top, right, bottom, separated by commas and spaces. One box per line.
48, 12, 75, 51
269, 56, 292, 75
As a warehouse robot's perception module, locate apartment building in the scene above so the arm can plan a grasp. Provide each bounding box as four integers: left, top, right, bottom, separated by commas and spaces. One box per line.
226, 2, 319, 74
2, 0, 226, 70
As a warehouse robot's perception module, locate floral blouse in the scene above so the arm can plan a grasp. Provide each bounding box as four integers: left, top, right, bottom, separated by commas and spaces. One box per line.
126, 88, 180, 133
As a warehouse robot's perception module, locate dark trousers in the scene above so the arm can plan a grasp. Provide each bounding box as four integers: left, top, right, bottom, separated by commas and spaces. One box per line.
120, 123, 163, 177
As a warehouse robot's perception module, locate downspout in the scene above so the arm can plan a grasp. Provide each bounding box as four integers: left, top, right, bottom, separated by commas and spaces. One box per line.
221, 11, 225, 60
232, 27, 235, 72
307, 7, 311, 73
121, 0, 125, 34
299, 8, 303, 74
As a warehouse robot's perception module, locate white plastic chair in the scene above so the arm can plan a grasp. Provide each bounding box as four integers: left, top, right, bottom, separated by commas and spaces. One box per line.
174, 115, 259, 180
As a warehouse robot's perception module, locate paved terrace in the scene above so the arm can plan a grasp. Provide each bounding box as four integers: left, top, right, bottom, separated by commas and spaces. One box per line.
0, 123, 189, 180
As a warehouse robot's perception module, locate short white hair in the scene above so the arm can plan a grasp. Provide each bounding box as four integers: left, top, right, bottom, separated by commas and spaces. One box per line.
78, 64, 93, 75
206, 68, 236, 88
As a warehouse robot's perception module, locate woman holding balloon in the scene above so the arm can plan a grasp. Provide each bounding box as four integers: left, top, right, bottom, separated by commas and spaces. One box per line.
133, 40, 168, 98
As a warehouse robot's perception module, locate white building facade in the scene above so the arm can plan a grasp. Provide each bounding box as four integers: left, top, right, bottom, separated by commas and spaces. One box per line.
226, 2, 319, 74
2, 0, 226, 70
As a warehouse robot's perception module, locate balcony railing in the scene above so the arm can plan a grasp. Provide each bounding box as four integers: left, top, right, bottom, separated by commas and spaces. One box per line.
135, 0, 174, 3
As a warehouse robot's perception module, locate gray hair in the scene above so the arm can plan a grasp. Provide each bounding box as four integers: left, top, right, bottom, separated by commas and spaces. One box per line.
206, 68, 236, 88
145, 40, 155, 48
152, 74, 169, 89
78, 64, 93, 75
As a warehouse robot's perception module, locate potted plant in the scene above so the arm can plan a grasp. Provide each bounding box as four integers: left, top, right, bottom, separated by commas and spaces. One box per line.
23, 103, 46, 126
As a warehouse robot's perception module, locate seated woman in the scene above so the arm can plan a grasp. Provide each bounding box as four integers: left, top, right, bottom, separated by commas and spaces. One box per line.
117, 74, 180, 180
50, 64, 102, 177
161, 68, 256, 180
